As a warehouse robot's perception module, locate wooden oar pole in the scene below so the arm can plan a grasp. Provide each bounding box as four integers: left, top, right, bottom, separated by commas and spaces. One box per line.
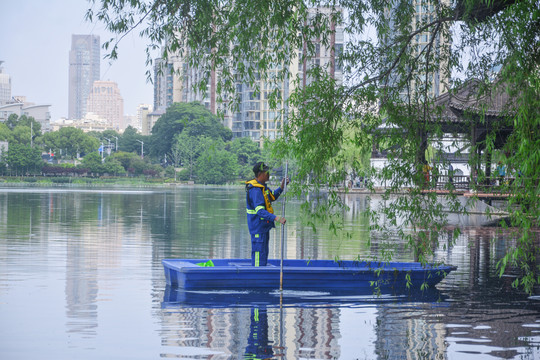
279, 162, 288, 292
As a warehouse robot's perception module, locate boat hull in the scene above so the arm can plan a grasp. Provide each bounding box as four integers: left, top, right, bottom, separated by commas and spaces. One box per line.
162, 259, 456, 291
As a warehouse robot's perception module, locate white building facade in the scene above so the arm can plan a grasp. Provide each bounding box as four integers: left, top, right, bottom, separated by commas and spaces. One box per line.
0, 102, 51, 132
86, 80, 124, 131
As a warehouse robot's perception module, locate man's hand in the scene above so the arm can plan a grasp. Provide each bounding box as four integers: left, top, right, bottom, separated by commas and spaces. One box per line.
280, 177, 290, 190
275, 216, 286, 224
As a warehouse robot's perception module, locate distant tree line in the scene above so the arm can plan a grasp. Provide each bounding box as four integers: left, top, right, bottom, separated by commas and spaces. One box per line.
0, 102, 268, 184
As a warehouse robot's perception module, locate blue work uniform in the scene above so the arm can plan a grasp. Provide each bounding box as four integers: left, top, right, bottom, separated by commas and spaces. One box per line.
245, 180, 283, 266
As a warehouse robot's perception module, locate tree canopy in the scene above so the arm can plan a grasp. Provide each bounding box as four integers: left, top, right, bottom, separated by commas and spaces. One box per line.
150, 102, 232, 158
120, 125, 148, 156
88, 0, 539, 292
228, 137, 262, 179
0, 102, 258, 183
196, 139, 238, 184
42, 127, 99, 158
5, 143, 42, 176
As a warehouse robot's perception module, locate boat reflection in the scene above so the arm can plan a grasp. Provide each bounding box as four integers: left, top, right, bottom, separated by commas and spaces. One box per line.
161, 287, 450, 359
162, 286, 447, 308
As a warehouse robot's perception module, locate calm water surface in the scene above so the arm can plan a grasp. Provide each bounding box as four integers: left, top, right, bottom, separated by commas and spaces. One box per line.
0, 186, 539, 360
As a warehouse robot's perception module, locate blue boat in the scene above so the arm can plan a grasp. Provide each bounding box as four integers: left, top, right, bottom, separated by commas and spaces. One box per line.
162, 258, 457, 291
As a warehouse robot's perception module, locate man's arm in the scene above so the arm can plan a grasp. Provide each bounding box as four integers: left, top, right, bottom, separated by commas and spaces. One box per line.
272, 177, 290, 200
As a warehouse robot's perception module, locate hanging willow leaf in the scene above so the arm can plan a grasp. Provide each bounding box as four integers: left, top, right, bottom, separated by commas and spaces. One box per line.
87, 0, 540, 293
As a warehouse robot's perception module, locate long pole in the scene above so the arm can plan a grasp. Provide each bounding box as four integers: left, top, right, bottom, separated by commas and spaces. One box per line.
279, 162, 288, 292
280, 43, 290, 294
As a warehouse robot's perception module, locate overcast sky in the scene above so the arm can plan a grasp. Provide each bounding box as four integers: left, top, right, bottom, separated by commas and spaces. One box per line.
0, 0, 156, 120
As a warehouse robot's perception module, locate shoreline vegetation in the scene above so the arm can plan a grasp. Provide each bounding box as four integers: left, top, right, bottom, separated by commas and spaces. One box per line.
0, 176, 509, 197
0, 176, 230, 188
0, 176, 287, 189
0, 176, 372, 192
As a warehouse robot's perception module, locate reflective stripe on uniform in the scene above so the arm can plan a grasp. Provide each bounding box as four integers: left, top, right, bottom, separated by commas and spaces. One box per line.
247, 205, 266, 214
255, 252, 260, 267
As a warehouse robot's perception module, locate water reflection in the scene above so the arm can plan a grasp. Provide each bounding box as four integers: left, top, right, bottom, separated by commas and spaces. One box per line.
161, 287, 451, 359
244, 306, 274, 359
161, 294, 343, 359
437, 227, 540, 359
0, 186, 539, 359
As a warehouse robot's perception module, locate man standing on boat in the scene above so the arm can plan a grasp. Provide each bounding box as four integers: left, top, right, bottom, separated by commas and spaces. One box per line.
245, 162, 288, 267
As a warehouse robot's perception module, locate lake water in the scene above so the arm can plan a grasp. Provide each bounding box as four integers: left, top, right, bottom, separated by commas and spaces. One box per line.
0, 185, 539, 359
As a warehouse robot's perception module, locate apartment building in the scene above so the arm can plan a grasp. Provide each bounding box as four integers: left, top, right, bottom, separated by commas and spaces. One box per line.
153, 7, 343, 146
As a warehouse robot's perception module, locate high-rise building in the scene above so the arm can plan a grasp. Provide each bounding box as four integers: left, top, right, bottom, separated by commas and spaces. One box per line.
86, 81, 124, 130
155, 7, 343, 146
68, 35, 100, 120
382, 0, 449, 100
413, 0, 449, 98
233, 7, 344, 143
154, 43, 232, 134
153, 58, 173, 113
294, 7, 344, 89
0, 61, 11, 105
232, 63, 288, 142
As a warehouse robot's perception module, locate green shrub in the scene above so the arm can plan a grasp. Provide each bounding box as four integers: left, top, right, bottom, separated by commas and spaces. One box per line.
50, 177, 72, 183
177, 169, 190, 181
164, 166, 176, 178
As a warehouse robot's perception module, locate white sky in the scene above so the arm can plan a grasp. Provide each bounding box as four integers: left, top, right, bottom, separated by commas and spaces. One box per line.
0, 0, 156, 120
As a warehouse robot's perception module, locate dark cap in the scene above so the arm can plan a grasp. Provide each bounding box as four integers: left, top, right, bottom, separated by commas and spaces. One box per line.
253, 161, 270, 175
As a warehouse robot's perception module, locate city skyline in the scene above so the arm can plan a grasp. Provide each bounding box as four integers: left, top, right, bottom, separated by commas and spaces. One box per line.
0, 0, 154, 120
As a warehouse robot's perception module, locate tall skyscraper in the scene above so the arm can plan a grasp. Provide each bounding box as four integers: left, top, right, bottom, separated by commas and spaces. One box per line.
68, 35, 100, 119
86, 80, 124, 131
0, 61, 11, 105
